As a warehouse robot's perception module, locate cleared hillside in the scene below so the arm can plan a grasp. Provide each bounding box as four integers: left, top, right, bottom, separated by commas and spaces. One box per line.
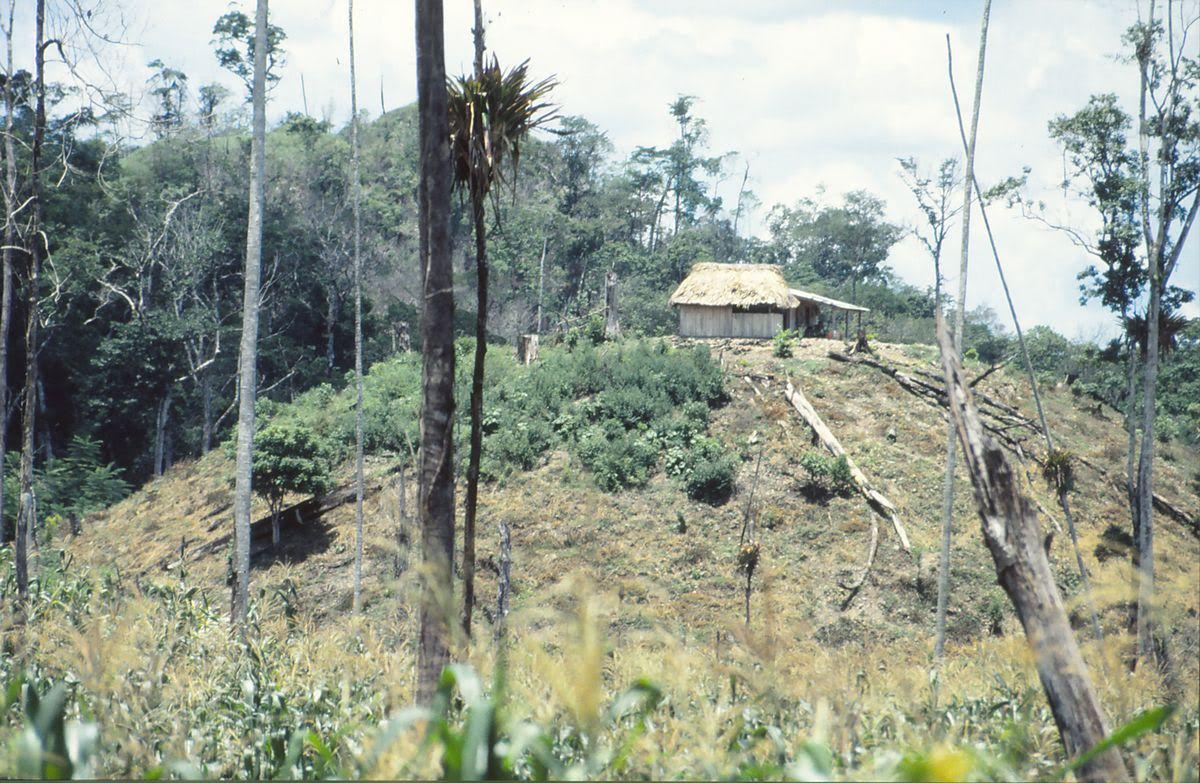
44, 337, 1200, 777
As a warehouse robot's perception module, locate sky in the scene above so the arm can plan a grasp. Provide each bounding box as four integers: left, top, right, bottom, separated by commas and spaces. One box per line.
15, 0, 1200, 341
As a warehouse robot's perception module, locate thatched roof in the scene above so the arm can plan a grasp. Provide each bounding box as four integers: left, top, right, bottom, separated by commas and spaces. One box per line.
790, 288, 869, 313
668, 263, 794, 308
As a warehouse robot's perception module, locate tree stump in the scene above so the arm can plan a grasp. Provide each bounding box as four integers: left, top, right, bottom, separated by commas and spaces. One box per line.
517, 334, 540, 365
604, 270, 620, 339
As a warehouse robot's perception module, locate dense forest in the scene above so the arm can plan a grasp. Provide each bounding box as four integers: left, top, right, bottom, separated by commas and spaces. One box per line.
0, 29, 1195, 510
1, 0, 1199, 779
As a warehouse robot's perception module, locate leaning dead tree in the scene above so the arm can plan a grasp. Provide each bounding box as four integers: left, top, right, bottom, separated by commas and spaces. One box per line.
783, 379, 910, 605
946, 31, 1102, 641
935, 315, 1128, 783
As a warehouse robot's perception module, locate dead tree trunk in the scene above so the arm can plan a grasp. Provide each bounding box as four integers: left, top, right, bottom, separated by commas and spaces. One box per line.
603, 270, 620, 340
937, 0, 991, 658
0, 0, 16, 548
153, 390, 172, 478
394, 464, 409, 577
783, 380, 911, 553
935, 316, 1127, 783
535, 237, 546, 335
494, 517, 511, 643
517, 334, 539, 365
15, 0, 49, 601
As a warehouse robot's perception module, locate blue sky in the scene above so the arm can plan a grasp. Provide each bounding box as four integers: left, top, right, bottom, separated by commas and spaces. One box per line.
14, 0, 1200, 341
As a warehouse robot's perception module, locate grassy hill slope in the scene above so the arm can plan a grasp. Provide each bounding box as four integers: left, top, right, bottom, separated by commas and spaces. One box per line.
10, 336, 1200, 778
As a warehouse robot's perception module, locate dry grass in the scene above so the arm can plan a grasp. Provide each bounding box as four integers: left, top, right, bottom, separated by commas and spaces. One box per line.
4, 336, 1198, 778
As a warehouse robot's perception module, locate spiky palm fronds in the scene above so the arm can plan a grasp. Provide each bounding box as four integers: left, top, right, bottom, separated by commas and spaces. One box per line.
1126, 310, 1191, 357
447, 56, 558, 206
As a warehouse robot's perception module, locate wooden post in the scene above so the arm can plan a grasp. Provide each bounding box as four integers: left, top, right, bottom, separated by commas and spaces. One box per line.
604, 270, 620, 339
935, 316, 1127, 783
394, 464, 409, 578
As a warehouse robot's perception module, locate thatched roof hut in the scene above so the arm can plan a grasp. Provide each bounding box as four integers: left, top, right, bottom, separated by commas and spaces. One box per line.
668, 262, 868, 339
668, 262, 794, 310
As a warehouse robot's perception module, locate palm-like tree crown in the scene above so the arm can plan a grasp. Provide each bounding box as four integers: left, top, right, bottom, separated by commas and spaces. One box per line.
448, 56, 558, 207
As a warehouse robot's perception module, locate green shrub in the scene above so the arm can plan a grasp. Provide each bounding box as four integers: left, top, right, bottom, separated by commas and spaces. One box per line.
798, 450, 855, 500
577, 427, 657, 491
481, 417, 553, 481
772, 328, 796, 358
683, 452, 737, 504
595, 385, 670, 429
2, 437, 130, 531
252, 421, 335, 543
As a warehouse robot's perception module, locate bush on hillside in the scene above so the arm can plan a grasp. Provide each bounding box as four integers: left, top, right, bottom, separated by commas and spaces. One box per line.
480, 417, 554, 481
2, 437, 130, 531
253, 338, 732, 498
773, 328, 796, 358
577, 426, 657, 491
679, 438, 738, 505
798, 449, 854, 500
251, 421, 334, 538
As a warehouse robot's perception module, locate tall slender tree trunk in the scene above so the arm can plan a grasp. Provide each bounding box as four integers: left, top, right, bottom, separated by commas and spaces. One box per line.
415, 0, 456, 704
15, 0, 49, 601
201, 371, 214, 454
463, 197, 486, 638
935, 0, 990, 658
536, 236, 546, 334
494, 517, 511, 642
0, 0, 18, 547
461, 0, 487, 640
153, 390, 172, 478
1135, 260, 1161, 661
326, 288, 340, 376
1124, 321, 1140, 638
230, 0, 270, 631
348, 0, 366, 614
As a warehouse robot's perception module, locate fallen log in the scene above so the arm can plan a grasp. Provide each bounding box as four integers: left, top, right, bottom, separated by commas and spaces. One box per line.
830, 351, 1037, 432
162, 480, 383, 572
935, 318, 1128, 782
838, 512, 879, 610
783, 380, 911, 555
829, 350, 1033, 455
1075, 455, 1198, 539
968, 357, 1009, 387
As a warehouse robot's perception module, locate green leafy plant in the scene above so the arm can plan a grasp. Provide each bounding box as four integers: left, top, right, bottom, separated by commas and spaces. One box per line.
251, 421, 334, 547
772, 328, 796, 358
2, 675, 98, 780
797, 450, 855, 500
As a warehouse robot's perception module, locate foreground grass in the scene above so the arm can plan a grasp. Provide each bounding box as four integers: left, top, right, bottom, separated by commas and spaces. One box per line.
1, 547, 1196, 780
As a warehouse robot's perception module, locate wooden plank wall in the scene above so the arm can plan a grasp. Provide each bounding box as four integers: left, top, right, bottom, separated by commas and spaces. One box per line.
678, 306, 782, 338
731, 312, 781, 338
679, 305, 733, 337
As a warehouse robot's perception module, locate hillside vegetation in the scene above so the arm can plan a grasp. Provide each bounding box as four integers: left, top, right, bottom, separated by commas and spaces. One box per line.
3, 336, 1197, 779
